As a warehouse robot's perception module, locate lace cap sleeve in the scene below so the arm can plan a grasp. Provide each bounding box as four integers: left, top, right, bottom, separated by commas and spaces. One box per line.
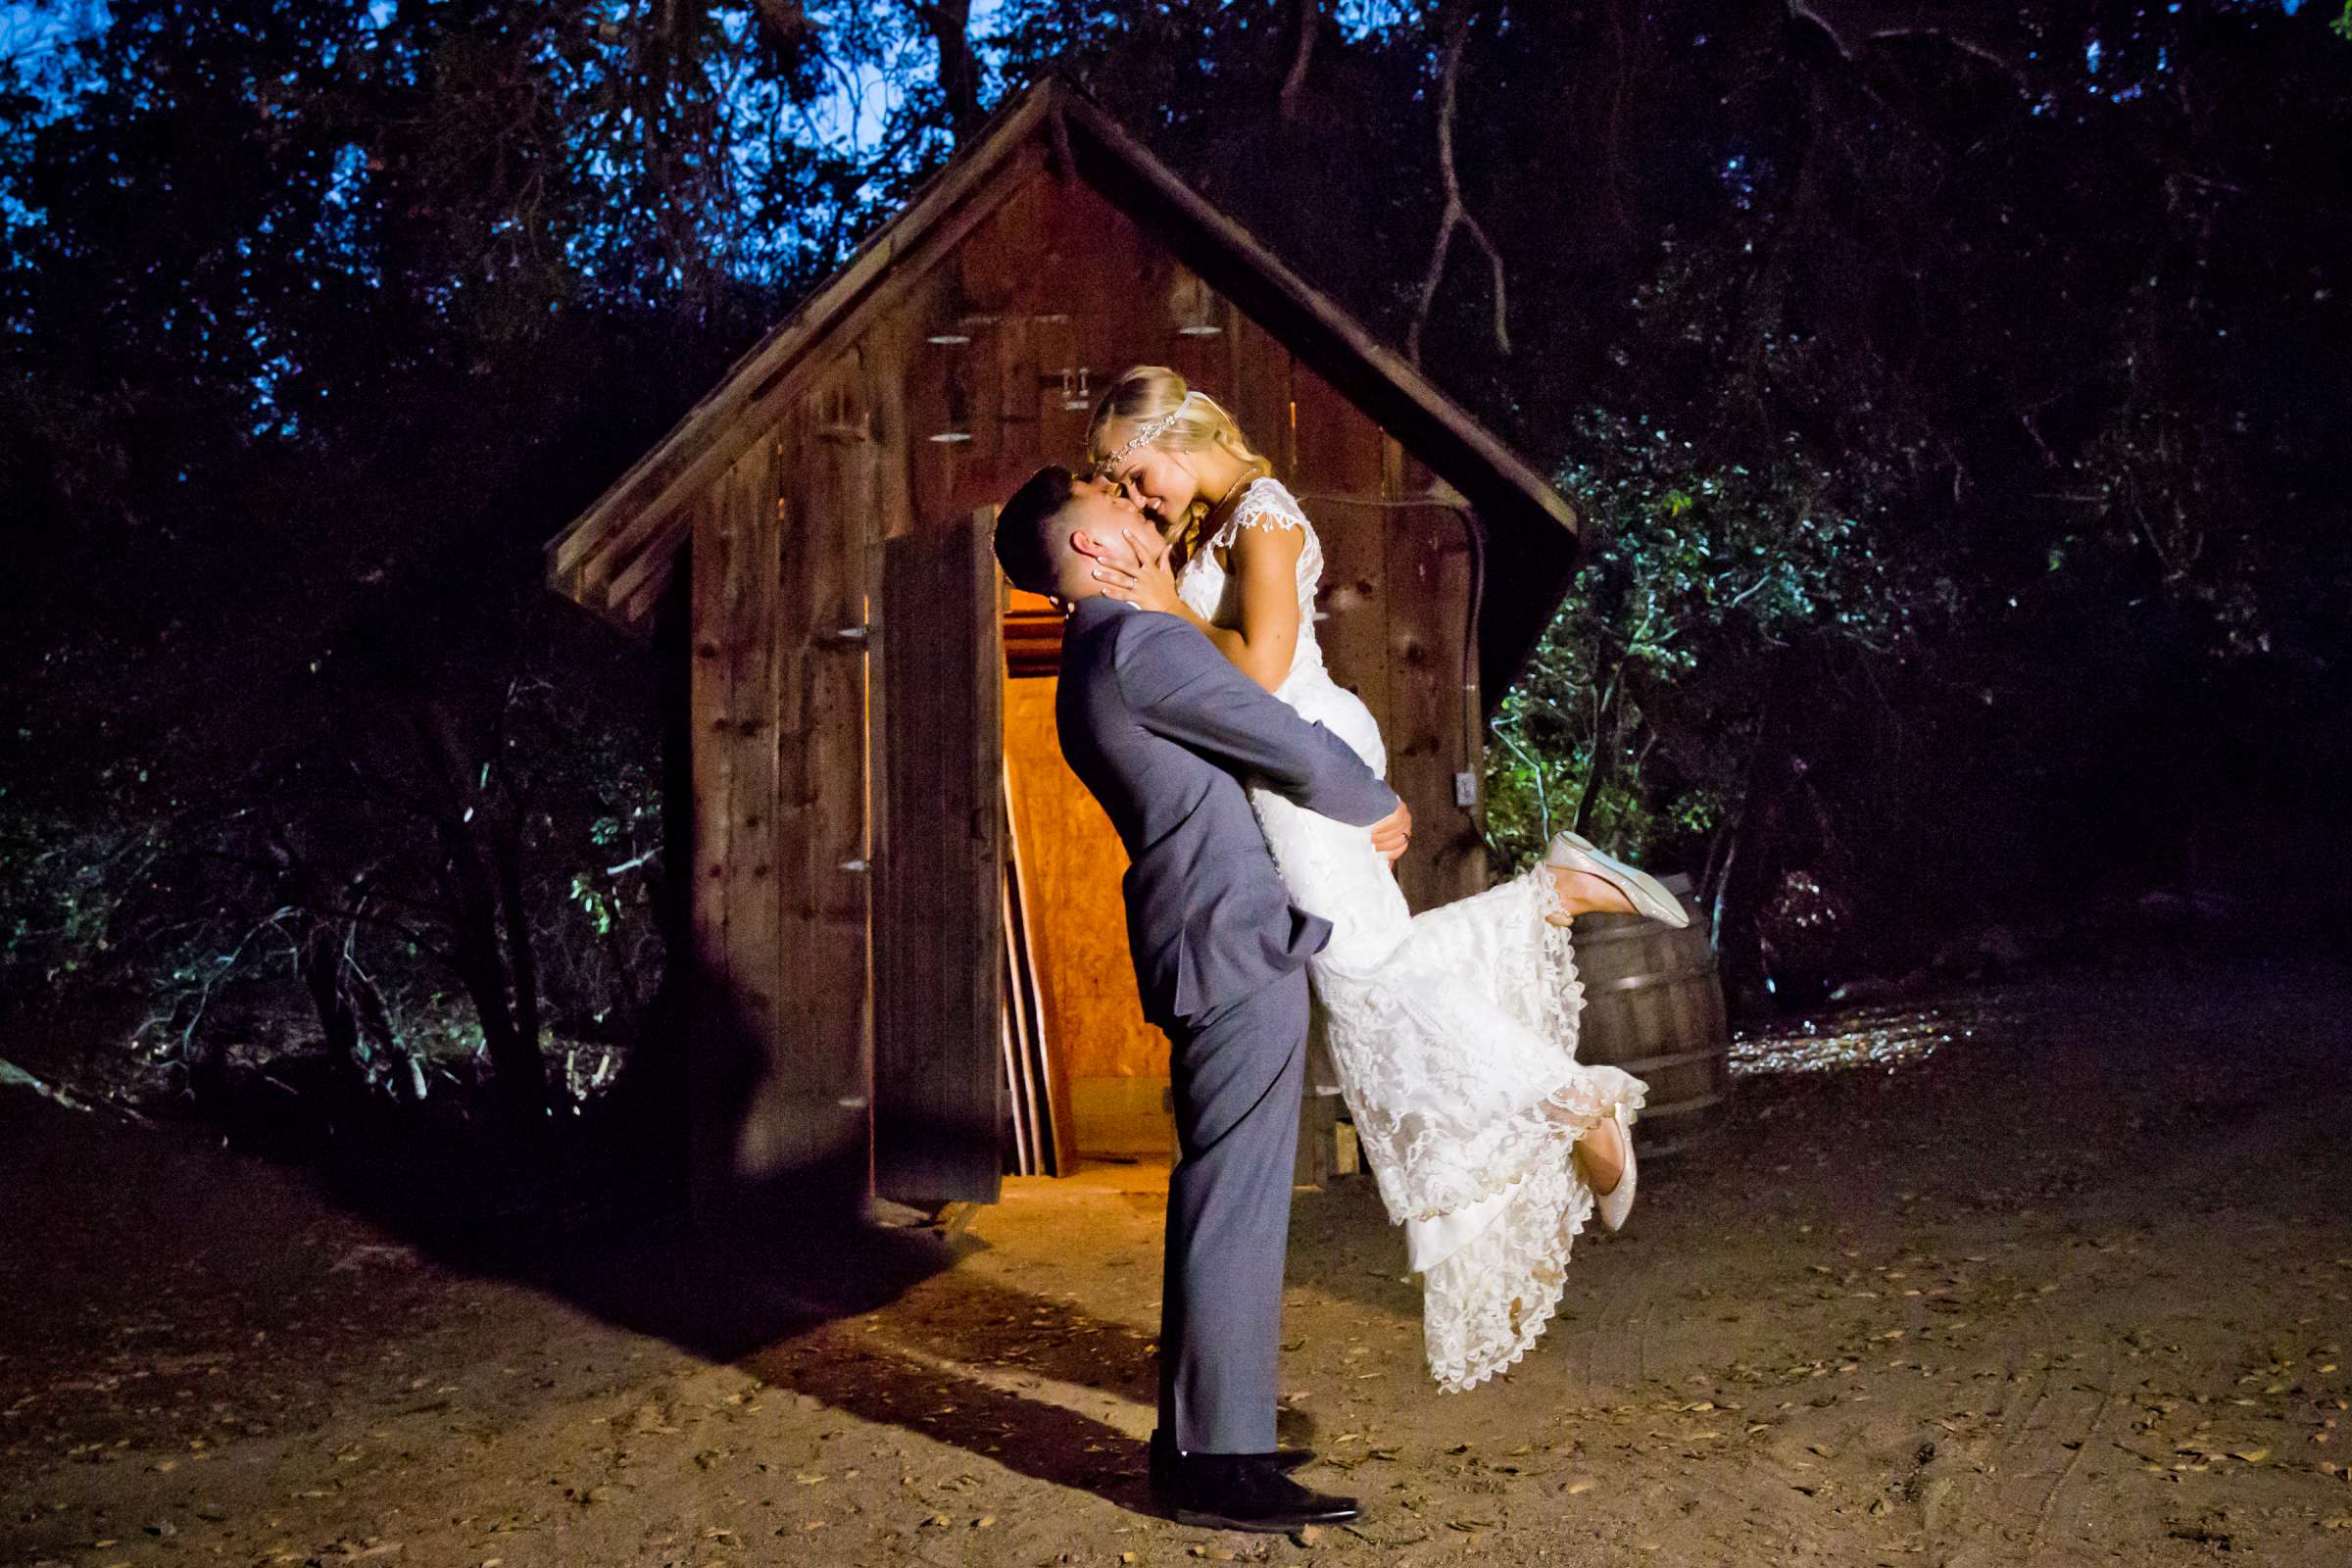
1213, 477, 1310, 549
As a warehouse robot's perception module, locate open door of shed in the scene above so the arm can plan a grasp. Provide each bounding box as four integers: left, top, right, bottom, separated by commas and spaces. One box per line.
872, 507, 1006, 1205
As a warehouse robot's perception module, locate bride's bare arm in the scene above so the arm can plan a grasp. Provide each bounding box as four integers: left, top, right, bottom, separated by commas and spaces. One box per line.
1216, 522, 1305, 692
1091, 522, 1302, 693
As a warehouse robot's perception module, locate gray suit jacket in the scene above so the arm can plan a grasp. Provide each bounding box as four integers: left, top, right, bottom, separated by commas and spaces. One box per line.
1054, 596, 1400, 1027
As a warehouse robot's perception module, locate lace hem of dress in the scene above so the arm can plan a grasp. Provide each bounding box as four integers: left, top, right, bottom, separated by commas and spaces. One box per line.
1424, 1156, 1596, 1393
1358, 868, 1643, 1229
1418, 874, 1630, 1393
1392, 864, 1648, 1392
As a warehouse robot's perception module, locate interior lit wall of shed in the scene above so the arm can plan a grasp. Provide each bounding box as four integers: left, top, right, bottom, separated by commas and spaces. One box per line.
1003, 589, 1172, 1155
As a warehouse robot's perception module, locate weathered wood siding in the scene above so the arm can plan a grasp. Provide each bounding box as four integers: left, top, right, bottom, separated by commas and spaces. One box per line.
684, 155, 1494, 1200
688, 370, 881, 1219
913, 173, 1490, 912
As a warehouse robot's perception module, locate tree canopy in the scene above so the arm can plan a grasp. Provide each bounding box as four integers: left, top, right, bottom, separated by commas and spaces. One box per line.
4, 1, 2346, 1088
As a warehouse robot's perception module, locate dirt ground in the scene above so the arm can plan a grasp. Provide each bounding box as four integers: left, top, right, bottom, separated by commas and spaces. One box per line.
6, 949, 2351, 1568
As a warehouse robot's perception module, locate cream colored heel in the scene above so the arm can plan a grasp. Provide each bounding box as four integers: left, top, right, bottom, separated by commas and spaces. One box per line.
1544, 831, 1690, 929
1578, 1111, 1638, 1234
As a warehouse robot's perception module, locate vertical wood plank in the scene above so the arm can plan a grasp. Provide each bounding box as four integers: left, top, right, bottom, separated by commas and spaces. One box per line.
1226, 318, 1293, 478
647, 551, 696, 1153
965, 311, 1003, 471
1438, 505, 1491, 904
724, 433, 785, 1181
688, 435, 795, 1221
766, 421, 817, 1203
1161, 267, 1228, 399
686, 397, 876, 1226
995, 312, 1039, 471
1032, 311, 1093, 474
906, 271, 963, 530
686, 482, 737, 1221
1293, 368, 1395, 767
869, 320, 920, 545
1384, 501, 1446, 915
794, 398, 880, 1204
1291, 360, 1381, 493
1384, 503, 1487, 911
873, 508, 1005, 1203
998, 772, 1041, 1173
956, 173, 1039, 313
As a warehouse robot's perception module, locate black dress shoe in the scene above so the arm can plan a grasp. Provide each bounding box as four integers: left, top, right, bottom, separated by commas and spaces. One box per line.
1148, 1447, 1360, 1534
1150, 1426, 1315, 1477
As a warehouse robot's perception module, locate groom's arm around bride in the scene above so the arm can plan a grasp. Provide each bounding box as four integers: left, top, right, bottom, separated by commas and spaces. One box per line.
1117, 608, 1403, 841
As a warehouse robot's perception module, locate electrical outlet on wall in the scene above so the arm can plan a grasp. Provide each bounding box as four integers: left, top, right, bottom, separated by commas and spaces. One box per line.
1454, 771, 1479, 808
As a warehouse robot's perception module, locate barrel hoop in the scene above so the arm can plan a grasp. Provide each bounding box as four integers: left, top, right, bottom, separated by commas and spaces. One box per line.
1572, 922, 1701, 948
1635, 1089, 1729, 1118
1588, 963, 1719, 996
1632, 1120, 1725, 1157
1609, 1045, 1729, 1076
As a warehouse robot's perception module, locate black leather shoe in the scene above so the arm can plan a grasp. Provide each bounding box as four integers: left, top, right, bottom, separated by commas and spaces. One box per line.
1148, 1445, 1360, 1534
1150, 1426, 1315, 1477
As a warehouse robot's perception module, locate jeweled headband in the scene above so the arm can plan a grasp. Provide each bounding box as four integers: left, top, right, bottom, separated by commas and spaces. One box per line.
1099, 395, 1192, 472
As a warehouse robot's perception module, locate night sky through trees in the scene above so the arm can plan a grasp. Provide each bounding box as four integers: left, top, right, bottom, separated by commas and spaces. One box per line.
4, 0, 2346, 1062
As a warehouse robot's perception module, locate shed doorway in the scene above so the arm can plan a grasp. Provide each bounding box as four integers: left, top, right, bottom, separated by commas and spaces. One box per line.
1001, 585, 1171, 1168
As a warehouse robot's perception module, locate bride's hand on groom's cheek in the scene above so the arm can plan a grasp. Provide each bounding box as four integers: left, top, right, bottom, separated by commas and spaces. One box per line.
1089, 527, 1182, 614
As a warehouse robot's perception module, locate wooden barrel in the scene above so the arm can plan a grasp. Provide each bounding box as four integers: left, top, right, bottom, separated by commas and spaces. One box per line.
1570, 873, 1731, 1157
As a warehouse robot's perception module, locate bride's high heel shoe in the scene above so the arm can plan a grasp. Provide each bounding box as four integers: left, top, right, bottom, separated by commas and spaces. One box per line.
1542, 831, 1690, 929
1576, 1110, 1639, 1234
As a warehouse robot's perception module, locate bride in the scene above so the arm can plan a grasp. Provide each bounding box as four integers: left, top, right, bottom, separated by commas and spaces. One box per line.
1076, 366, 1690, 1393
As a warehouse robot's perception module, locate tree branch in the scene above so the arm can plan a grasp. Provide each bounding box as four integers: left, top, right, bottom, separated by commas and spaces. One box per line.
1788, 2, 2033, 98
1864, 25, 2033, 96
1407, 3, 1510, 365
905, 0, 980, 144
1279, 0, 1320, 123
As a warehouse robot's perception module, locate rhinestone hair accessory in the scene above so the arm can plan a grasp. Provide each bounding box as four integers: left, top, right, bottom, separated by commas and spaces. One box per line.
1101, 393, 1193, 471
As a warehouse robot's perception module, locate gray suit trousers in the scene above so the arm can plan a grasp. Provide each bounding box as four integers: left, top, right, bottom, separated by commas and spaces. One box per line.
1157, 966, 1310, 1453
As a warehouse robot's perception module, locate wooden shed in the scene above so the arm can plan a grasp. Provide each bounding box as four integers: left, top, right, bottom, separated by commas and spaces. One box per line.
543, 79, 1582, 1222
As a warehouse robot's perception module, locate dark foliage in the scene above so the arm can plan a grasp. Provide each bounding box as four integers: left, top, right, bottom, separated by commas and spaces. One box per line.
3, 0, 2345, 1143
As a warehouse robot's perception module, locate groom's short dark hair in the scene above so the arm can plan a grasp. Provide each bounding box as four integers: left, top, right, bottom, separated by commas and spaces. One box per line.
994, 465, 1079, 595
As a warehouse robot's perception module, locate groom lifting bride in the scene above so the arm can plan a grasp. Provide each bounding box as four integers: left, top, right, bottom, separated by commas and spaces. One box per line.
994, 466, 1403, 1533
994, 371, 1685, 1534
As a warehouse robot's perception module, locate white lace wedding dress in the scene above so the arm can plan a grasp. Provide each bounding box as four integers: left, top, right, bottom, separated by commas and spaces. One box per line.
1176, 476, 1648, 1393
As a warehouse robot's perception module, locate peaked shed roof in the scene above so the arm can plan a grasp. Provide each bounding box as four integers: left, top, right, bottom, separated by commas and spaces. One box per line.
544, 77, 1581, 700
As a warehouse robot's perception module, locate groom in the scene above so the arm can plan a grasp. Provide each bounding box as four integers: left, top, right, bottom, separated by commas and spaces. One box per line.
995, 466, 1408, 1533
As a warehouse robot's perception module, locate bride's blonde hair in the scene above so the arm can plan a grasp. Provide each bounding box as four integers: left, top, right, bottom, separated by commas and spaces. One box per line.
1085, 365, 1274, 562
